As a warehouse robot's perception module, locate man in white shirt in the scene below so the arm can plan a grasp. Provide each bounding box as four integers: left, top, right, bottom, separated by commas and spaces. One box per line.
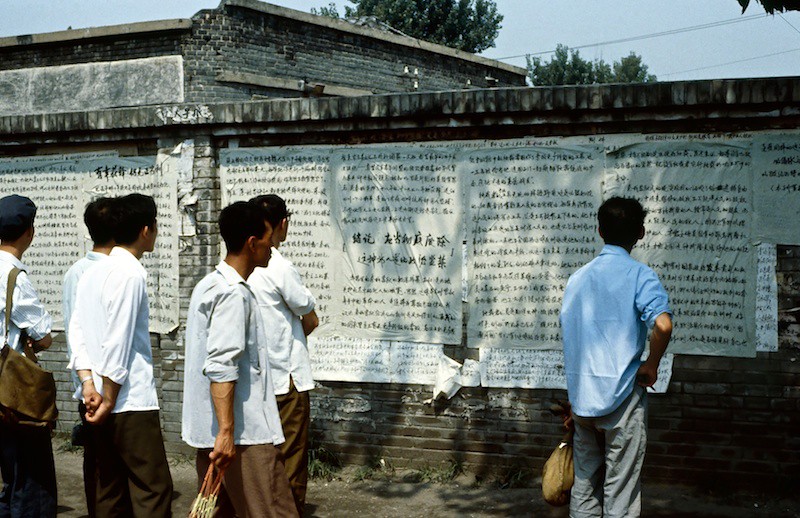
69, 193, 173, 517
0, 194, 56, 517
62, 196, 116, 518
183, 201, 297, 517
249, 194, 319, 515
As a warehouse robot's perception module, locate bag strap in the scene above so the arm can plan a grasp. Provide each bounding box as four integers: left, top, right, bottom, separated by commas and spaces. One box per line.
5, 268, 19, 348
5, 268, 37, 362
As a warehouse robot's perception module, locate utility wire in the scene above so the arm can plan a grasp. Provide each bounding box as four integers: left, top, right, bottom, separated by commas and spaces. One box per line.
490, 13, 767, 61
659, 47, 800, 77
779, 13, 800, 36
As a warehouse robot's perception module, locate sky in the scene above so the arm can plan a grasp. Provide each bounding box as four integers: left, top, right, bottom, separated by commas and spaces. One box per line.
0, 0, 798, 82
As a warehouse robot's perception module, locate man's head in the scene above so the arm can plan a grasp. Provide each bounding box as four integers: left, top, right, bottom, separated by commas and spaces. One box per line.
598, 197, 646, 251
219, 201, 273, 267
114, 193, 157, 251
250, 194, 290, 247
0, 194, 37, 249
84, 197, 117, 248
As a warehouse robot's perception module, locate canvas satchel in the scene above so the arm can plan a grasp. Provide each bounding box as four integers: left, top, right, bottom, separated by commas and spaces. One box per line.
0, 267, 58, 428
542, 428, 574, 507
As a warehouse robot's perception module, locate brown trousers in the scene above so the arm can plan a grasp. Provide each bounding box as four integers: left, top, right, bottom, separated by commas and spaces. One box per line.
196, 443, 298, 518
92, 410, 174, 517
275, 379, 311, 516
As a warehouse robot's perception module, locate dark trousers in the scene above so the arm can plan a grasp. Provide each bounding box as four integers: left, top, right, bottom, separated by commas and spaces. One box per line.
91, 410, 173, 518
275, 379, 310, 516
0, 423, 57, 518
78, 402, 97, 518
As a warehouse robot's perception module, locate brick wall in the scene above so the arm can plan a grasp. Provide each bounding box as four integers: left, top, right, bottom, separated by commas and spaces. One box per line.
2, 80, 799, 490
0, 4, 524, 113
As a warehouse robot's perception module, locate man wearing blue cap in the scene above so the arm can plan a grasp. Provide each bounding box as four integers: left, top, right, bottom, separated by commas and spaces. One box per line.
0, 194, 56, 517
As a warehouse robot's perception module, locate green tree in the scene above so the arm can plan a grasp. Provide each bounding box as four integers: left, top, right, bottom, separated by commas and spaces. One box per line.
312, 0, 503, 53
738, 0, 800, 13
527, 45, 656, 86
613, 52, 657, 84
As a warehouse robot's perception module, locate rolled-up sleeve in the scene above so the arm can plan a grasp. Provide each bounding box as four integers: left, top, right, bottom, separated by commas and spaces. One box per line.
203, 287, 247, 383
11, 272, 51, 341
636, 268, 672, 329
96, 273, 144, 384
280, 263, 316, 317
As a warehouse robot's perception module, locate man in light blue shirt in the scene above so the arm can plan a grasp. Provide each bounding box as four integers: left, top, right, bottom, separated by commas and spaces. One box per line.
561, 197, 673, 518
183, 201, 296, 517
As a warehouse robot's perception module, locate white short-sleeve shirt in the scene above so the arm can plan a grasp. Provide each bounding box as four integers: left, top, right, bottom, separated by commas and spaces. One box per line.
248, 248, 316, 395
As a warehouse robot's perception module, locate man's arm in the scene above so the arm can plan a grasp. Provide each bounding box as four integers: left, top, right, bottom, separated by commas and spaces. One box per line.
301, 309, 319, 336
94, 274, 144, 395
30, 333, 51, 351
637, 312, 672, 388
209, 381, 237, 469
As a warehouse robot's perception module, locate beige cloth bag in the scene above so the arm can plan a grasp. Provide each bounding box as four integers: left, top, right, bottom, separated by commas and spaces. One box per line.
542, 429, 574, 507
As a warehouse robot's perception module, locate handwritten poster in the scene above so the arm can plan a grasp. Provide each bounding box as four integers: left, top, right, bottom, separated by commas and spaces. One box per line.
308, 337, 391, 383
220, 147, 335, 322
329, 146, 463, 343
756, 243, 778, 352
0, 156, 86, 324
79, 155, 181, 334
479, 349, 567, 389
465, 146, 602, 349
752, 132, 800, 245
604, 141, 755, 357
479, 347, 674, 393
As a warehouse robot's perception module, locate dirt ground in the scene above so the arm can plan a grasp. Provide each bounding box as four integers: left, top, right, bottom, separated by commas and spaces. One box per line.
50, 440, 799, 518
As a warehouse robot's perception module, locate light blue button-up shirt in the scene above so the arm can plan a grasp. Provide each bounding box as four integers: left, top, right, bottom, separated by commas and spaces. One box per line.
182, 261, 284, 449
561, 245, 671, 417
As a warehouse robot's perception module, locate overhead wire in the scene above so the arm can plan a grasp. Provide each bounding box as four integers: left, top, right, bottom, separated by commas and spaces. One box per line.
490, 13, 768, 61
659, 47, 800, 77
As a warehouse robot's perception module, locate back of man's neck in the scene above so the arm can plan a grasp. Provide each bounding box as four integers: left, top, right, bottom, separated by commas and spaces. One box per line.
0, 244, 23, 260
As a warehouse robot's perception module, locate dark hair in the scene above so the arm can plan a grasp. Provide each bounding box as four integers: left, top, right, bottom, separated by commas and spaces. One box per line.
598, 197, 647, 248
113, 193, 157, 245
84, 197, 117, 246
250, 194, 289, 229
219, 201, 269, 253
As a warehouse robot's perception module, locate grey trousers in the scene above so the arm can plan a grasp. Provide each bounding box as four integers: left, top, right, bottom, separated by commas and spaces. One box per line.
570, 385, 648, 518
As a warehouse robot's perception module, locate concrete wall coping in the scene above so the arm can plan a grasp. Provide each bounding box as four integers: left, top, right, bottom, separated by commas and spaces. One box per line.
0, 19, 193, 49
222, 0, 527, 77
1, 77, 798, 137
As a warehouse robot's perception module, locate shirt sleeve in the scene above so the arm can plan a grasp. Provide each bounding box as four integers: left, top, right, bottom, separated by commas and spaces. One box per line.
95, 272, 144, 384
11, 271, 52, 341
63, 268, 78, 345
67, 303, 92, 372
202, 286, 248, 383
277, 261, 316, 317
635, 267, 672, 329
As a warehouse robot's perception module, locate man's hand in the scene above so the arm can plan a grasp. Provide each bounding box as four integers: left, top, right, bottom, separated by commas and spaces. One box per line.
209, 430, 236, 470
81, 381, 103, 417
86, 376, 119, 425
636, 361, 658, 388
86, 399, 114, 425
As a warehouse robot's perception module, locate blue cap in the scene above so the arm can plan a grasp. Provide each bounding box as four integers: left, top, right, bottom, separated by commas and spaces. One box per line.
0, 195, 37, 235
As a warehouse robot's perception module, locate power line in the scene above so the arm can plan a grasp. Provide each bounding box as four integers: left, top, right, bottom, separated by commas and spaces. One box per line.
490, 14, 767, 61
779, 13, 800, 36
659, 47, 800, 78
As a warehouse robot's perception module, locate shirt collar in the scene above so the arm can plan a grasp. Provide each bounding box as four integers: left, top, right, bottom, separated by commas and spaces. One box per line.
109, 246, 147, 277
0, 250, 26, 271
86, 251, 108, 261
215, 260, 247, 287
599, 244, 631, 257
